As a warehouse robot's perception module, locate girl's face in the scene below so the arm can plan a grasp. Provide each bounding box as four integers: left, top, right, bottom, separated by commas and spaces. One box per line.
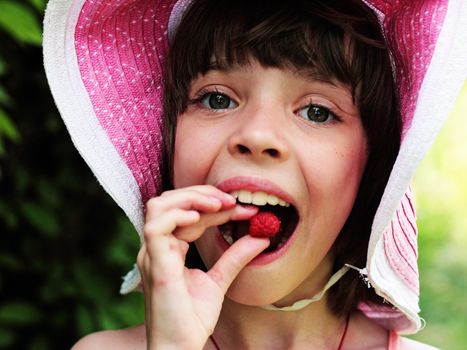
173, 60, 368, 306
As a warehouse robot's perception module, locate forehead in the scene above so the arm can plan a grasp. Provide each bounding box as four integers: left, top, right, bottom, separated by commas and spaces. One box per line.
197, 60, 349, 89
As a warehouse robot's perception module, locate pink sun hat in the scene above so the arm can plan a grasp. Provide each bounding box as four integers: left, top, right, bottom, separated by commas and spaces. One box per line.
43, 0, 467, 334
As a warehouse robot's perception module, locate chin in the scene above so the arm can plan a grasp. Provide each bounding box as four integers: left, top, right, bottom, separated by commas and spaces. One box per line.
225, 270, 294, 307
225, 288, 277, 307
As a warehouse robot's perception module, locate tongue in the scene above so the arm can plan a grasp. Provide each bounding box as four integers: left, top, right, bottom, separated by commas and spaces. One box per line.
248, 211, 281, 238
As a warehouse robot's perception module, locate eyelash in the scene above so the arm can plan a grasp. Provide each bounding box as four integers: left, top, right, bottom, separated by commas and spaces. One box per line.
189, 89, 344, 124
295, 103, 343, 125
189, 88, 236, 110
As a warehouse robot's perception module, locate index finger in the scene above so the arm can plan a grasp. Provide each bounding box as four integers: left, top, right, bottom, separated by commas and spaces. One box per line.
146, 186, 236, 221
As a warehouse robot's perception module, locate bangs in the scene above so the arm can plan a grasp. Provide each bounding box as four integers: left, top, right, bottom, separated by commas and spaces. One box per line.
168, 0, 387, 108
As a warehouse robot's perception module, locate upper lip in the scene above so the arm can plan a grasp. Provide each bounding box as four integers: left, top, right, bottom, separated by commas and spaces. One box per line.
216, 176, 295, 206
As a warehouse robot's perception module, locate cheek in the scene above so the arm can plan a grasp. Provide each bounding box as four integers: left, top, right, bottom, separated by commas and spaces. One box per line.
173, 120, 216, 188
336, 141, 367, 188
173, 140, 195, 188
330, 138, 368, 214
304, 133, 368, 223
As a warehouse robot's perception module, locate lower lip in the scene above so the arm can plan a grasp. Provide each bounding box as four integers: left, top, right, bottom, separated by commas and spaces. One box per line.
215, 226, 298, 266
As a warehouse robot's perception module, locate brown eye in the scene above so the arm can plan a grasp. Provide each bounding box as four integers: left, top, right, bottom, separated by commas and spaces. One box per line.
298, 104, 335, 124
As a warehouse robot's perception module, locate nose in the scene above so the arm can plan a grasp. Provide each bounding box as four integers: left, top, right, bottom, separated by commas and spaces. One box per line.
227, 105, 290, 162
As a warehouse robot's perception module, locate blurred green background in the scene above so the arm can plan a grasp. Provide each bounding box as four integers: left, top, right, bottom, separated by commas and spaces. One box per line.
411, 83, 467, 348
0, 0, 465, 349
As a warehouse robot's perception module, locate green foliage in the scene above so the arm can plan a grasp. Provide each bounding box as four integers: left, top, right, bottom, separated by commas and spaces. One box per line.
19, 201, 60, 236
0, 109, 19, 142
0, 302, 42, 325
28, 0, 46, 13
0, 0, 43, 45
0, 79, 19, 156
0, 327, 15, 348
411, 84, 467, 349
0, 2, 144, 349
0, 1, 465, 349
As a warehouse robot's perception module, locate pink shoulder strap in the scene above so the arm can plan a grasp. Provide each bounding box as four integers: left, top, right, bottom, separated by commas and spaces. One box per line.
388, 330, 400, 350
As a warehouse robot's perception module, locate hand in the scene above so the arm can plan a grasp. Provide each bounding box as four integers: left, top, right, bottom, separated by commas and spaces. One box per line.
137, 185, 269, 350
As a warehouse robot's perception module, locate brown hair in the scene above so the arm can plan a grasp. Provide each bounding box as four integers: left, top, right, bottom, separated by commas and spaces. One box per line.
162, 0, 402, 316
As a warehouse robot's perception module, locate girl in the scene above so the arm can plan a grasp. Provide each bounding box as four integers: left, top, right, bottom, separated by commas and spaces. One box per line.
43, 0, 467, 348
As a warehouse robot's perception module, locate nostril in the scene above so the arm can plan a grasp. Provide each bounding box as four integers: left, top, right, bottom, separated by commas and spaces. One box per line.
233, 144, 281, 158
237, 144, 250, 154
264, 148, 279, 158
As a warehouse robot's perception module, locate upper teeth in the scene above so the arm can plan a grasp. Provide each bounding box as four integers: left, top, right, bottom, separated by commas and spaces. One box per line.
230, 190, 290, 207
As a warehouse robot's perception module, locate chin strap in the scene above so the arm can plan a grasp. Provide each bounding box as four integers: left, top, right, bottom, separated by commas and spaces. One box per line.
344, 263, 372, 288
260, 265, 350, 311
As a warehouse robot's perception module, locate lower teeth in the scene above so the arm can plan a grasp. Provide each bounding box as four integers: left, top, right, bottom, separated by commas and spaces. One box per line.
223, 234, 234, 245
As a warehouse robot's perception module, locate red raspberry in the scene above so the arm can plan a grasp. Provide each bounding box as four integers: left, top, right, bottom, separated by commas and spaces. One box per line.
249, 211, 281, 238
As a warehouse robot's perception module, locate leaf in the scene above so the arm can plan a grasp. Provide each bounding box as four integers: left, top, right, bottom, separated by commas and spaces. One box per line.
0, 254, 21, 270
97, 307, 120, 330
0, 1, 42, 46
14, 167, 31, 194
107, 216, 139, 267
37, 178, 60, 207
0, 200, 19, 230
112, 293, 144, 325
0, 55, 6, 76
28, 0, 46, 13
0, 301, 42, 325
30, 335, 50, 350
0, 327, 15, 347
76, 305, 95, 335
0, 108, 20, 142
72, 262, 112, 300
19, 201, 60, 237
0, 85, 13, 106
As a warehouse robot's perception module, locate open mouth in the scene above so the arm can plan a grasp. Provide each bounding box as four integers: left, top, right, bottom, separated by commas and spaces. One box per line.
218, 190, 299, 253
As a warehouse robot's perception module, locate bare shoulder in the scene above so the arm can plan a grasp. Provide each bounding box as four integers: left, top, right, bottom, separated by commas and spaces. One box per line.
71, 324, 146, 350
399, 337, 439, 350
348, 312, 439, 350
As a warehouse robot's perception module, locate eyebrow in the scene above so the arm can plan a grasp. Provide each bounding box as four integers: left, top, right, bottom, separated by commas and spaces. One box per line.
295, 68, 357, 103
292, 67, 339, 87
295, 69, 358, 110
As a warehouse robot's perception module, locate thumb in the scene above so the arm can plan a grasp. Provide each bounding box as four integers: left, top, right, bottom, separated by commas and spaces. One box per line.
207, 235, 269, 294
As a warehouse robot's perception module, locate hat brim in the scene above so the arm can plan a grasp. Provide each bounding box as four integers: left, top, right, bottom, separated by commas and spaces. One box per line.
366, 0, 467, 333
43, 0, 467, 333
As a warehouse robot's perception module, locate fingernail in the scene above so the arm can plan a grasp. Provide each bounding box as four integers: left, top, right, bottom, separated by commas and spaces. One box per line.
185, 210, 201, 221
208, 196, 222, 206
219, 193, 236, 207
231, 205, 258, 220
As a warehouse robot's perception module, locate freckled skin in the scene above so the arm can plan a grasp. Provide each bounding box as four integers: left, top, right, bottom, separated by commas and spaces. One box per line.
174, 61, 368, 306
